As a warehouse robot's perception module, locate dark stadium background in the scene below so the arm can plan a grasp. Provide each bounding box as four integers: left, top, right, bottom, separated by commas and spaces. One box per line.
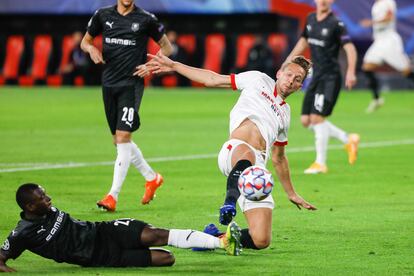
0, 0, 413, 88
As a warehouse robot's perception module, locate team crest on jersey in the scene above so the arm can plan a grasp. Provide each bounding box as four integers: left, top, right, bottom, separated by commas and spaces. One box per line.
321, 28, 329, 36
306, 24, 312, 32
131, 23, 140, 32
1, 239, 10, 251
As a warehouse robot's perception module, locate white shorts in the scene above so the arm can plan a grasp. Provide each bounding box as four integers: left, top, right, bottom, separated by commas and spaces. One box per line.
217, 139, 275, 212
363, 32, 410, 71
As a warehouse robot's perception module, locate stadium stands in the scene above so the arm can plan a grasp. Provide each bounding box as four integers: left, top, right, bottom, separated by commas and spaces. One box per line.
0, 32, 290, 87
19, 35, 53, 86
47, 35, 76, 86
2, 35, 25, 84
234, 34, 256, 70
267, 33, 288, 68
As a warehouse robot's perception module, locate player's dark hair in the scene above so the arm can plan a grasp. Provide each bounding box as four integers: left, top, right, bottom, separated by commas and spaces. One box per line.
16, 183, 40, 210
283, 56, 312, 81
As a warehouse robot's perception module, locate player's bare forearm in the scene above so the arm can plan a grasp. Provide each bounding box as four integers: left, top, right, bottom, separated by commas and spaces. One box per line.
146, 52, 231, 87
271, 151, 296, 197
272, 146, 317, 210
80, 32, 104, 64
173, 62, 230, 88
343, 43, 357, 73
343, 42, 357, 89
157, 35, 173, 56
285, 37, 309, 63
0, 253, 15, 272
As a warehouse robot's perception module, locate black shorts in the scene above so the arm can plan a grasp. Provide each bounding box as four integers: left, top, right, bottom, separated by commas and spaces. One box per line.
102, 83, 144, 135
301, 73, 342, 117
89, 219, 151, 267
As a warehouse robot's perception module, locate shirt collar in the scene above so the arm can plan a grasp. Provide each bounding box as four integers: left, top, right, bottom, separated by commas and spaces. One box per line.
273, 85, 286, 106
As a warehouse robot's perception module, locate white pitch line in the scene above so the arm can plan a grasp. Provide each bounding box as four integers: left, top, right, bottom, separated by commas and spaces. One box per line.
0, 139, 413, 173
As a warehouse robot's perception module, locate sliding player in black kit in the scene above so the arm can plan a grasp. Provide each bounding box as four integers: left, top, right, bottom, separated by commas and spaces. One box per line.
80, 0, 172, 212
0, 183, 242, 272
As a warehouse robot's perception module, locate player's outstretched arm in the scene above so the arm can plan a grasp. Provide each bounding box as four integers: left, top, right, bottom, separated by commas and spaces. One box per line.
284, 37, 309, 65
0, 253, 16, 273
271, 145, 317, 210
343, 42, 357, 90
80, 32, 104, 64
142, 52, 231, 88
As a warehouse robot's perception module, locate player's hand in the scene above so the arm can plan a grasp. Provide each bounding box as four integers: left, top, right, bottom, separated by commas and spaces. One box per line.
88, 46, 105, 64
345, 71, 357, 90
133, 63, 151, 78
146, 52, 175, 74
359, 19, 372, 28
288, 194, 317, 210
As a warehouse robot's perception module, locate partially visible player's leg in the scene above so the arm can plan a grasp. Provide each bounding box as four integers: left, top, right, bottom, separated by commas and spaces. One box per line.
218, 140, 256, 225
241, 207, 272, 249
362, 63, 383, 113
149, 249, 175, 266
140, 224, 241, 255
97, 87, 135, 211
302, 80, 329, 174
130, 141, 156, 181
309, 114, 329, 171
127, 83, 163, 205
382, 33, 414, 82
110, 131, 133, 198
362, 40, 385, 112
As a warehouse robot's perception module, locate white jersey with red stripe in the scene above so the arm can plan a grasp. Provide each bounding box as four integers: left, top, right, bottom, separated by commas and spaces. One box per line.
230, 71, 290, 162
372, 0, 397, 39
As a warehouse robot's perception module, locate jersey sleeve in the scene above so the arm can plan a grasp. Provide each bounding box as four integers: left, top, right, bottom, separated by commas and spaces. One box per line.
146, 13, 165, 42
230, 71, 263, 91
337, 21, 351, 46
301, 15, 311, 38
0, 232, 26, 260
273, 106, 290, 146
87, 9, 103, 37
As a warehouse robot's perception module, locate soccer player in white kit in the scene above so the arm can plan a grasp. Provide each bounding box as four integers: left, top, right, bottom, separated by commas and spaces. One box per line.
140, 53, 317, 250
360, 0, 414, 112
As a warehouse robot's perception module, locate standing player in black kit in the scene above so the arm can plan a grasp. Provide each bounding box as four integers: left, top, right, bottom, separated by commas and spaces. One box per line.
284, 0, 360, 174
80, 0, 173, 211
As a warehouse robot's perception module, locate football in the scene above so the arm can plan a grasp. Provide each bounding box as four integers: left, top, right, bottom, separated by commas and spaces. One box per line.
238, 166, 274, 201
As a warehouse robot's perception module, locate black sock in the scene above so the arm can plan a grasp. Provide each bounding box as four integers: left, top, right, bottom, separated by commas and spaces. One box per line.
406, 72, 414, 82
365, 71, 380, 99
240, 228, 259, 249
224, 160, 252, 206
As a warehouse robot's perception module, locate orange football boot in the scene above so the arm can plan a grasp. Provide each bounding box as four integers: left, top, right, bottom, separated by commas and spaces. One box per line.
345, 133, 360, 165
141, 173, 164, 205
97, 194, 116, 212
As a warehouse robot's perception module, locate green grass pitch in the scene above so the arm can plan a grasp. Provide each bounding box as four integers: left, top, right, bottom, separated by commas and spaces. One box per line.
0, 86, 413, 275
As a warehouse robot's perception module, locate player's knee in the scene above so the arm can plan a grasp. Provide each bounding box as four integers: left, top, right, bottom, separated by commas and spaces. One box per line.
162, 251, 175, 266
310, 115, 324, 125
301, 116, 310, 128
150, 249, 175, 266
402, 68, 411, 77
115, 131, 131, 143
252, 236, 271, 249
249, 230, 271, 249
362, 63, 377, 72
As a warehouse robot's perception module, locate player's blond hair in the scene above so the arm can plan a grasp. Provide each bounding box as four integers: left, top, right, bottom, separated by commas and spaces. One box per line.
282, 56, 312, 82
